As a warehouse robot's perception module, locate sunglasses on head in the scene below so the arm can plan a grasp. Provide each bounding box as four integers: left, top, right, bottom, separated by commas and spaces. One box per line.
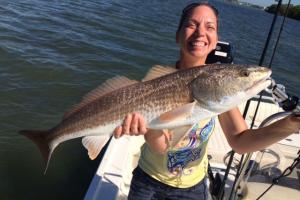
182, 2, 219, 16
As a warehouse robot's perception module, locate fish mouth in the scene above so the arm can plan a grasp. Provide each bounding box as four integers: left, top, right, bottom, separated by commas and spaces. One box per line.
245, 71, 272, 92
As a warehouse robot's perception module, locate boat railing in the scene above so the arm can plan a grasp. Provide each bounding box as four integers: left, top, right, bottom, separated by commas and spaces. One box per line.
229, 79, 300, 200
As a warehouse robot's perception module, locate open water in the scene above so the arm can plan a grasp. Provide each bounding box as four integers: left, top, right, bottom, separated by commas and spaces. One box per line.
0, 0, 299, 199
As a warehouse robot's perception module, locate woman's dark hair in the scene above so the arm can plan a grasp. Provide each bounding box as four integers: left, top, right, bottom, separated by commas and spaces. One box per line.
176, 2, 219, 33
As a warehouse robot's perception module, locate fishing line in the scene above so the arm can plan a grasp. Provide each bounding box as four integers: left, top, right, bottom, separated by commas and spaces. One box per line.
250, 0, 291, 130
268, 1, 291, 67
223, 1, 286, 199
255, 1, 293, 199
232, 1, 294, 199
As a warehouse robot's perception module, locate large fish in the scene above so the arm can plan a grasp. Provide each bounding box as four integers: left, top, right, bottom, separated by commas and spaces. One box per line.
19, 64, 271, 173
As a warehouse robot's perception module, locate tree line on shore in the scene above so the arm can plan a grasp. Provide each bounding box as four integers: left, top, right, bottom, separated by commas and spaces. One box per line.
265, 4, 300, 20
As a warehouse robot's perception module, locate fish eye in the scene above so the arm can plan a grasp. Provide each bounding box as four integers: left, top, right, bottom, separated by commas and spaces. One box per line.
240, 70, 250, 77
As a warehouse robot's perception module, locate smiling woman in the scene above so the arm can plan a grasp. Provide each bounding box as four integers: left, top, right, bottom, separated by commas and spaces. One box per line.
1, 0, 300, 199
175, 2, 219, 68
112, 2, 300, 200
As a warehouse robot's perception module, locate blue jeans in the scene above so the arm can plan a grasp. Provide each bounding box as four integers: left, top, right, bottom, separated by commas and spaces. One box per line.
128, 166, 212, 200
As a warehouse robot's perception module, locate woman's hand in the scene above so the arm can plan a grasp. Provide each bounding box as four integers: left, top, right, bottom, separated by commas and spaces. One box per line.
113, 112, 148, 138
286, 112, 300, 134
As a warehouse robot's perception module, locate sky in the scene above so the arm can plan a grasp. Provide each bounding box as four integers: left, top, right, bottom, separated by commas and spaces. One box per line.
241, 0, 300, 7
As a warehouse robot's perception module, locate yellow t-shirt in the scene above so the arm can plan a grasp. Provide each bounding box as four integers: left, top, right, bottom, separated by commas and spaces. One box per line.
138, 117, 215, 188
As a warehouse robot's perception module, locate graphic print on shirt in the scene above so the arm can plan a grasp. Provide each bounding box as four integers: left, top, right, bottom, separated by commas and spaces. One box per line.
167, 118, 215, 176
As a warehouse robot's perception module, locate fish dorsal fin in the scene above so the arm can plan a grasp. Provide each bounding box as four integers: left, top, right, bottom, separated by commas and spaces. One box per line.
82, 135, 111, 160
83, 76, 138, 101
142, 65, 177, 81
63, 76, 138, 119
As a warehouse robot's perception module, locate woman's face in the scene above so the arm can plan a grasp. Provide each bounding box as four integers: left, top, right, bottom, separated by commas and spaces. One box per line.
177, 5, 218, 61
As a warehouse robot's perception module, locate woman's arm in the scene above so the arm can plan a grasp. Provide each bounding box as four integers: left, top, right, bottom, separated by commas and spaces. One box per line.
219, 107, 300, 154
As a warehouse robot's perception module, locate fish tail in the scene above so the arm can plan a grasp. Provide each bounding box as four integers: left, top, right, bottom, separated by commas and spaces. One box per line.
19, 130, 53, 174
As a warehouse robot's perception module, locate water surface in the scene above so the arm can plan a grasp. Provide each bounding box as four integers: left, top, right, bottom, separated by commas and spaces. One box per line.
0, 0, 299, 199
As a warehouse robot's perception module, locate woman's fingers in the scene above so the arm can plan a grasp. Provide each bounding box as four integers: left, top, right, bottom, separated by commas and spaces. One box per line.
130, 113, 139, 135
114, 112, 148, 138
138, 114, 147, 134
113, 113, 132, 138
291, 113, 300, 134
122, 113, 132, 135
113, 126, 122, 138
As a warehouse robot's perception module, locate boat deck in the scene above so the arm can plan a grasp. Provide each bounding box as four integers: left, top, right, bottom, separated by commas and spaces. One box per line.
207, 101, 300, 199
84, 100, 300, 200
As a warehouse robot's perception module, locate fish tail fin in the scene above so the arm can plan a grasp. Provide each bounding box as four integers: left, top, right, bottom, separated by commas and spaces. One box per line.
19, 130, 53, 174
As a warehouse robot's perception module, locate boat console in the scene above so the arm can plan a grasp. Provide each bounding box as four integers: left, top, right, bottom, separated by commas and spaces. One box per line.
206, 41, 234, 64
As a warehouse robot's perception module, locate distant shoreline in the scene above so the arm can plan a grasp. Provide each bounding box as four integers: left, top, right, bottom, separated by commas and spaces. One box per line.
265, 4, 300, 21
224, 1, 300, 21
223, 0, 264, 9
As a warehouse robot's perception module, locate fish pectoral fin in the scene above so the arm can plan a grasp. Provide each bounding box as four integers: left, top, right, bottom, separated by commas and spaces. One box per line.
148, 102, 196, 129
142, 65, 177, 81
159, 101, 196, 123
168, 125, 193, 147
82, 135, 111, 160
149, 101, 216, 130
